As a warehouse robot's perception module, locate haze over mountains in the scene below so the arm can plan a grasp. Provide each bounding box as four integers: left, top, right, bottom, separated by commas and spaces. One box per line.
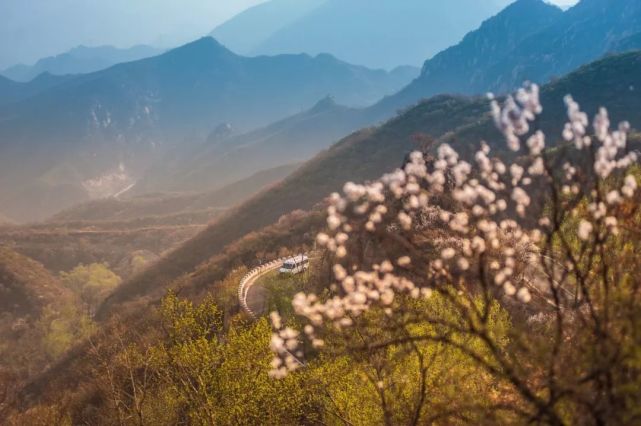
2, 0, 641, 224
134, 96, 380, 194
0, 73, 75, 107
1, 45, 164, 82
0, 38, 414, 221
211, 0, 512, 69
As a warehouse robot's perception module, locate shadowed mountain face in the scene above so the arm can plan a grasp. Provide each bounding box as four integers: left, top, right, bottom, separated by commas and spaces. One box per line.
1, 45, 164, 83
0, 37, 416, 222
211, 0, 511, 69
387, 0, 641, 108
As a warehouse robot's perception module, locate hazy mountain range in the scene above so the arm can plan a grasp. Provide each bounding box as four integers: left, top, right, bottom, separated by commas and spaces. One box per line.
1, 45, 164, 83
211, 0, 512, 69
0, 38, 416, 221
1, 0, 641, 224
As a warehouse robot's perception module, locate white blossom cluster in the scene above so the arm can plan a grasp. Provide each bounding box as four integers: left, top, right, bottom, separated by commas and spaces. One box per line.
269, 85, 639, 378
268, 311, 304, 379
489, 83, 542, 151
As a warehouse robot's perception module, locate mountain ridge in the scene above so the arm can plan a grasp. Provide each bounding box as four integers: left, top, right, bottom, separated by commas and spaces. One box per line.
1, 44, 164, 82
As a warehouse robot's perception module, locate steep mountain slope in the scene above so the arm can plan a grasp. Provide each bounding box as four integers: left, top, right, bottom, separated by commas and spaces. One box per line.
98, 51, 641, 318
1, 45, 164, 82
388, 0, 641, 107
249, 0, 511, 69
386, 0, 563, 108
0, 37, 415, 222
211, 0, 325, 55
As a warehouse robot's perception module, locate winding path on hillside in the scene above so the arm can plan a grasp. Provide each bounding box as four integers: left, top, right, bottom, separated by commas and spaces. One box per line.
238, 255, 318, 318
238, 258, 286, 319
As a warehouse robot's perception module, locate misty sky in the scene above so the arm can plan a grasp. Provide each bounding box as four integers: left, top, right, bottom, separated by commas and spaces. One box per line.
0, 0, 578, 70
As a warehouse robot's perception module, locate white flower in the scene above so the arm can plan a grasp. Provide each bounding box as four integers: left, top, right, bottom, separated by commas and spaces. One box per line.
528, 157, 545, 175
333, 264, 347, 281
593, 107, 610, 142
316, 233, 330, 246
270, 312, 282, 330
503, 281, 516, 296
526, 131, 545, 155
457, 258, 470, 271
512, 187, 531, 207
510, 164, 524, 184
472, 236, 486, 253
441, 248, 456, 260
517, 287, 532, 303
398, 212, 412, 230
578, 220, 593, 241
327, 214, 341, 230
335, 232, 349, 245
397, 256, 411, 267
606, 190, 621, 205
622, 175, 638, 198
380, 291, 394, 306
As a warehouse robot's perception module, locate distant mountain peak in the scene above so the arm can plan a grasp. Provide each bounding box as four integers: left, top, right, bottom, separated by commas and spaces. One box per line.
190, 36, 228, 50
504, 0, 561, 13
310, 95, 338, 112
165, 37, 236, 59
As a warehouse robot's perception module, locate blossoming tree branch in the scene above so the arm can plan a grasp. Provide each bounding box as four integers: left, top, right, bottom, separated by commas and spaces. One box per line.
269, 84, 640, 424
